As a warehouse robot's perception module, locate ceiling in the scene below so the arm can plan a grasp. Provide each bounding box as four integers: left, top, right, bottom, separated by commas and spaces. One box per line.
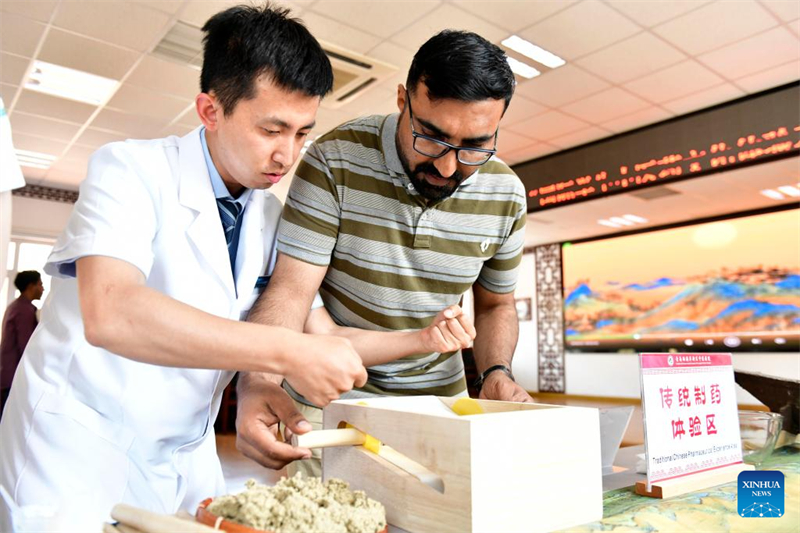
2, 0, 799, 244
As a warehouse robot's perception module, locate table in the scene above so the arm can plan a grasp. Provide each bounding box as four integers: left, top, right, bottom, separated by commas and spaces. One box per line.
561, 447, 800, 533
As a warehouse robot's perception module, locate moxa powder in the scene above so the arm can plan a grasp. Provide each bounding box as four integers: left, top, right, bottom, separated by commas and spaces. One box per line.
207, 474, 386, 533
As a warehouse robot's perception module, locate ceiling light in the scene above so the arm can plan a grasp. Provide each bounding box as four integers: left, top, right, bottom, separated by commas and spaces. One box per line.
598, 219, 622, 228
25, 60, 119, 106
506, 57, 540, 79
760, 189, 785, 200
622, 214, 648, 223
502, 35, 566, 69
777, 185, 800, 197
599, 213, 650, 229
15, 149, 57, 170
609, 216, 635, 226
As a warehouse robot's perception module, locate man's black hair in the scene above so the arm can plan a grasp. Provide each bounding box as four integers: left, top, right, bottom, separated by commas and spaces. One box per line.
201, 3, 333, 115
14, 271, 40, 293
406, 30, 515, 110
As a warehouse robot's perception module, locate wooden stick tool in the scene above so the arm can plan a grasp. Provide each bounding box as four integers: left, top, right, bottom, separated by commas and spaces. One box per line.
292, 426, 444, 493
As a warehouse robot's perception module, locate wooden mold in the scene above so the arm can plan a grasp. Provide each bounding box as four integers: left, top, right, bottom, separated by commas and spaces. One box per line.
322, 396, 603, 533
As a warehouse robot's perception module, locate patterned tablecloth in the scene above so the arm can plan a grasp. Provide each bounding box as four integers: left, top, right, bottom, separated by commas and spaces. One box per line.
562, 447, 800, 533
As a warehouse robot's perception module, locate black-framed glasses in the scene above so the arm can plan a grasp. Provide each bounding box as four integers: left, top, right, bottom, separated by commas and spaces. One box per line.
406, 91, 498, 166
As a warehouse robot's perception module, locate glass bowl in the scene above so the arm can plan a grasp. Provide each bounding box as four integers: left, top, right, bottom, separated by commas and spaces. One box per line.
739, 410, 783, 465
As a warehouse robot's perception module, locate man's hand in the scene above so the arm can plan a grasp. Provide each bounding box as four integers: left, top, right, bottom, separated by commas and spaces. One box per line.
419, 305, 476, 354
284, 335, 368, 407
478, 370, 532, 403
235, 378, 312, 469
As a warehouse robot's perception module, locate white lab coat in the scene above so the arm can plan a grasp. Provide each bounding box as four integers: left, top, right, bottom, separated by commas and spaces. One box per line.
0, 127, 282, 531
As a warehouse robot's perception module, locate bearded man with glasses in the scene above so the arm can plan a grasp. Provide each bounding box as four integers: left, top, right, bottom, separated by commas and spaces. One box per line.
402, 87, 500, 200
241, 29, 531, 477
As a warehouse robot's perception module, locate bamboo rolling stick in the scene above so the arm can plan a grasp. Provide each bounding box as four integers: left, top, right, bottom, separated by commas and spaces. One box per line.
110, 504, 218, 533
115, 524, 146, 533
291, 427, 445, 493
290, 399, 484, 450
290, 427, 367, 449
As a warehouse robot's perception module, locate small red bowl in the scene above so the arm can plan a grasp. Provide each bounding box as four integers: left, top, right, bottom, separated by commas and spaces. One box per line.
197, 499, 262, 533
196, 498, 388, 533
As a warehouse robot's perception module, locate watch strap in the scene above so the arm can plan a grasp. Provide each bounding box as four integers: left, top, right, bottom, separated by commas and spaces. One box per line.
473, 364, 514, 391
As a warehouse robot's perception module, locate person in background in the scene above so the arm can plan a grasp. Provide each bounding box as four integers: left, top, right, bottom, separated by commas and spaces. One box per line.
239, 29, 531, 477
0, 271, 43, 418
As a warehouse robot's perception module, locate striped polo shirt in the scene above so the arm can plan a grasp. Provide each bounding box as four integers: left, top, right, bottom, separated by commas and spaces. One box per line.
278, 113, 526, 404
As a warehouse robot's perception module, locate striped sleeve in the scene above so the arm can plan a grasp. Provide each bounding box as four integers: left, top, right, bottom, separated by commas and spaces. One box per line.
476, 179, 527, 293
277, 141, 342, 266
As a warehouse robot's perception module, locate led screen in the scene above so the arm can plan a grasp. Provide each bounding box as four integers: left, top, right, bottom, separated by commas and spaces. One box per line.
514, 83, 800, 212
563, 209, 800, 352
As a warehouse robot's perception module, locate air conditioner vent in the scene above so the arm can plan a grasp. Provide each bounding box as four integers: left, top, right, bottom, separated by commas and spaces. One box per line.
152, 21, 204, 69
152, 23, 396, 107
324, 48, 373, 70
320, 42, 396, 108
336, 77, 377, 102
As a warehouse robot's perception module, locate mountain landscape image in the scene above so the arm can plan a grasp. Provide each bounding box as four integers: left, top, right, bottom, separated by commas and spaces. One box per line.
562, 209, 800, 352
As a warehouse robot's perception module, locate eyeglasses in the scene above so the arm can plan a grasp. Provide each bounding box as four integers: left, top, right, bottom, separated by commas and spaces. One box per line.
405, 91, 498, 166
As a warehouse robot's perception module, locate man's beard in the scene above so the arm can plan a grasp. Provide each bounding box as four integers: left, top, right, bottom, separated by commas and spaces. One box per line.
398, 151, 466, 202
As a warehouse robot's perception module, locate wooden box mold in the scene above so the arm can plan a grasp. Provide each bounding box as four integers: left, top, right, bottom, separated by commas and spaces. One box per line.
322, 396, 603, 533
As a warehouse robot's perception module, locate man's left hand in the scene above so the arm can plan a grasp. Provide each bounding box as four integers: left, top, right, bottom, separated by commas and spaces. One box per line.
478, 370, 533, 403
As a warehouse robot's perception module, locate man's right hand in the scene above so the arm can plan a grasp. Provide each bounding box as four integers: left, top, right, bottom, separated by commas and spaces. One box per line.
284, 335, 368, 407
235, 377, 313, 470
419, 305, 476, 354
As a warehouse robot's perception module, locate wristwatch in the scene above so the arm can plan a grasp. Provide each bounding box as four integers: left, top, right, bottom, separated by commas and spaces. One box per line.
473, 364, 514, 392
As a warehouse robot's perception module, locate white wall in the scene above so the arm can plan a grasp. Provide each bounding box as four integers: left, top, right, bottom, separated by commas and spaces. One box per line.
565, 352, 800, 405
512, 253, 538, 391
11, 195, 73, 239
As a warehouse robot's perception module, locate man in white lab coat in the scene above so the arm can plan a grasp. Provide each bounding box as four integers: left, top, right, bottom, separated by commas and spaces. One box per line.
0, 5, 369, 531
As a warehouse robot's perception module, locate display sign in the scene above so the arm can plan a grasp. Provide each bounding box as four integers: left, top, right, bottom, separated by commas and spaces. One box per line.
639, 353, 743, 488
513, 83, 800, 213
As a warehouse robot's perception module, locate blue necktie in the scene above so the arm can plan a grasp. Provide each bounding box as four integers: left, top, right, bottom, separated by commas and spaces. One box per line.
216, 197, 242, 270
